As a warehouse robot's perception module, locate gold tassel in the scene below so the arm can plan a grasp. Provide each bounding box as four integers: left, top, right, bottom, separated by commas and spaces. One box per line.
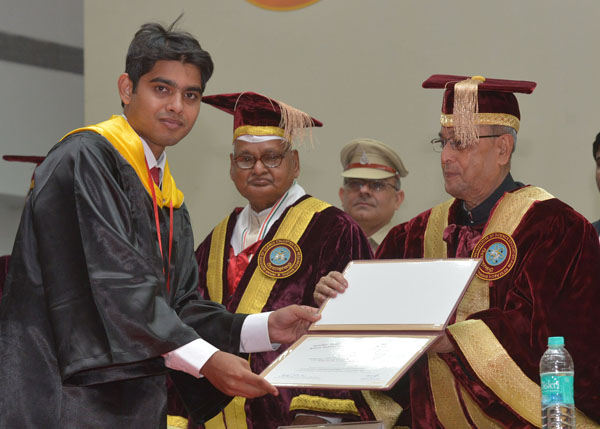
453, 76, 485, 148
276, 100, 315, 146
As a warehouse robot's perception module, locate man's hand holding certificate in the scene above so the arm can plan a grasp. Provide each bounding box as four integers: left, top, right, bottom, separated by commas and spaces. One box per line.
261, 259, 481, 390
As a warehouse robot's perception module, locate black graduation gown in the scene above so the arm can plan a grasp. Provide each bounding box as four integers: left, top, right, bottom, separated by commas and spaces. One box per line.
0, 130, 243, 428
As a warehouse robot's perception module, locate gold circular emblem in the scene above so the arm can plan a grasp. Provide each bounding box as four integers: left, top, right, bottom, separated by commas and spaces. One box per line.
258, 239, 302, 279
246, 0, 321, 11
471, 232, 517, 281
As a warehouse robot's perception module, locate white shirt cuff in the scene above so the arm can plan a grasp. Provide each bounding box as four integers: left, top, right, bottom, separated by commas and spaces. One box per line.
240, 311, 278, 353
162, 338, 218, 379
163, 312, 276, 378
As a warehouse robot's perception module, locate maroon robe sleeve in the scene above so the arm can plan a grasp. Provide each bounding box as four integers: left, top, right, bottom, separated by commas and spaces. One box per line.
375, 201, 600, 426
376, 209, 431, 260
446, 199, 600, 424
193, 203, 375, 427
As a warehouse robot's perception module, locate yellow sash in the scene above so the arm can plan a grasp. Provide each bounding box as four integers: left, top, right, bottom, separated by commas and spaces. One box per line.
205, 197, 331, 429
425, 187, 554, 428
62, 115, 184, 208
424, 186, 553, 320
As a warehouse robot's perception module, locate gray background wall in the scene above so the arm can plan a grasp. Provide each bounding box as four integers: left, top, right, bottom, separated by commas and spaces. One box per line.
2, 0, 600, 253
0, 0, 83, 253
85, 0, 600, 244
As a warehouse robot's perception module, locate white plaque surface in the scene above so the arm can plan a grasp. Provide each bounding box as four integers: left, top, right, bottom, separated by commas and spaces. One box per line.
262, 334, 435, 389
313, 259, 480, 330
262, 259, 481, 389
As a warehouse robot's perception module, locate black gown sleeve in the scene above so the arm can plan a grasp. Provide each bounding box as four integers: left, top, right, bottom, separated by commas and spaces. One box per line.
31, 133, 243, 386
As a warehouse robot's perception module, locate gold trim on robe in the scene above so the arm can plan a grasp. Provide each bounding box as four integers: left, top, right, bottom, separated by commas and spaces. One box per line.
449, 320, 542, 426
425, 186, 553, 321
427, 353, 472, 428
289, 394, 360, 416
166, 415, 189, 429
204, 396, 248, 429
204, 411, 226, 429
423, 198, 453, 259
234, 125, 285, 142
206, 216, 231, 305
576, 411, 600, 428
206, 197, 359, 429
360, 391, 403, 429
424, 186, 557, 427
62, 115, 184, 208
236, 197, 330, 314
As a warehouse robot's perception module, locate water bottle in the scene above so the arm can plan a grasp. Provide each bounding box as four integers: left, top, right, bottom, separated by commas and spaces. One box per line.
540, 336, 575, 428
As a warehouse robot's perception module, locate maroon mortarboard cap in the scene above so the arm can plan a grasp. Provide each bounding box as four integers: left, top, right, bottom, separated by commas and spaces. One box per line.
3, 155, 45, 165
422, 75, 536, 146
202, 92, 322, 144
3, 155, 46, 189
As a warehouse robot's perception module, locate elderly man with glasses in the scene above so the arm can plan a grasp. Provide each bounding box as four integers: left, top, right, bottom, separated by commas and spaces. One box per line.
338, 138, 408, 251
315, 75, 600, 427
172, 92, 373, 428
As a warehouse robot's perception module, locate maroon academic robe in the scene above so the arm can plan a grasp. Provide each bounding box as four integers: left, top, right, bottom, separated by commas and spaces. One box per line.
378, 186, 600, 428
192, 195, 374, 429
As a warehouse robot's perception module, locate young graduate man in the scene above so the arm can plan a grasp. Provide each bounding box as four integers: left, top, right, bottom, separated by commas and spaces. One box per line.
315, 75, 600, 427
0, 21, 318, 428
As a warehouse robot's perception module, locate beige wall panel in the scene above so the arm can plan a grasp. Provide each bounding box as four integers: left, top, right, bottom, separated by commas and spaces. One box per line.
85, 0, 600, 244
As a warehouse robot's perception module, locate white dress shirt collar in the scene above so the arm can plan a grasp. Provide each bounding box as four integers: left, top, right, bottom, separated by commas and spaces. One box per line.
122, 114, 166, 185
230, 182, 306, 255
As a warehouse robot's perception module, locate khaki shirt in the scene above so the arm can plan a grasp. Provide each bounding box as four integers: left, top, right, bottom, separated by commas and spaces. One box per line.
368, 221, 395, 252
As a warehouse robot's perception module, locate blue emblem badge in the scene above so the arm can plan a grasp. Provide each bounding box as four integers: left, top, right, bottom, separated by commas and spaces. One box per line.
270, 246, 291, 266
485, 242, 507, 266
472, 232, 517, 281
258, 239, 303, 279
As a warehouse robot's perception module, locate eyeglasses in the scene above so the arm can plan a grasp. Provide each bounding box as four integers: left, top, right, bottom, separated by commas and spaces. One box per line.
232, 148, 290, 169
430, 135, 502, 152
343, 179, 399, 193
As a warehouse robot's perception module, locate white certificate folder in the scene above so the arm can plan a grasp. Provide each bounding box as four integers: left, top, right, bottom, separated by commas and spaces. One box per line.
261, 258, 481, 390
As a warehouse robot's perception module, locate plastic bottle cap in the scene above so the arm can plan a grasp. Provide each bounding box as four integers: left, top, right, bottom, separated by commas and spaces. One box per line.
548, 336, 564, 346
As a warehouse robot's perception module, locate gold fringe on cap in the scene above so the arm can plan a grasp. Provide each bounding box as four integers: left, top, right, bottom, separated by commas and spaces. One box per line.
452, 76, 485, 148
276, 99, 316, 146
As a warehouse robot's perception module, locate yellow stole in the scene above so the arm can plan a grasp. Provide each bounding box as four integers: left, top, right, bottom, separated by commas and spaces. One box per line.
424, 187, 554, 428
61, 115, 184, 208
205, 197, 331, 429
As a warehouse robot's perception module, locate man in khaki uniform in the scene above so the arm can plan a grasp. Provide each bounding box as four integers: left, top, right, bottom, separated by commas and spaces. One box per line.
339, 138, 408, 251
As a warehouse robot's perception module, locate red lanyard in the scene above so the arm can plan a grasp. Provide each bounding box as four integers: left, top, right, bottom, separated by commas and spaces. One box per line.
145, 160, 173, 292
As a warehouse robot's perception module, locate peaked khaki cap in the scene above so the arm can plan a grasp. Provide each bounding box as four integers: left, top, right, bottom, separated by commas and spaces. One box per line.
340, 138, 408, 180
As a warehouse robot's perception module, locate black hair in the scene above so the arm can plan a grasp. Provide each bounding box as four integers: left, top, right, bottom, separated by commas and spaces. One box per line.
125, 15, 213, 94
593, 132, 600, 159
